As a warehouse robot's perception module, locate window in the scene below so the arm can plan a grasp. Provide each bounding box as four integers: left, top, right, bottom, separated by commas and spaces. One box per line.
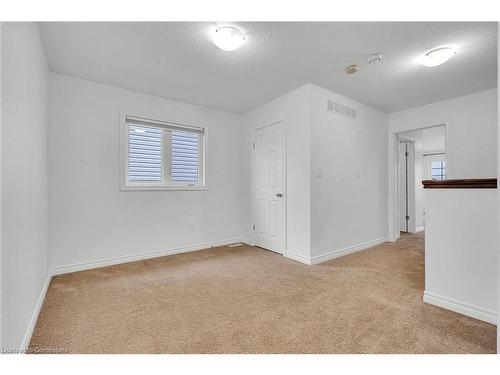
121, 115, 205, 190
431, 160, 446, 181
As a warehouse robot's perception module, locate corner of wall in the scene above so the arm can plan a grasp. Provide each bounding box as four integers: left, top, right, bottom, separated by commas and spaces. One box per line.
497, 20, 500, 354
308, 83, 390, 259
0, 20, 3, 348
241, 83, 314, 260
0, 21, 51, 351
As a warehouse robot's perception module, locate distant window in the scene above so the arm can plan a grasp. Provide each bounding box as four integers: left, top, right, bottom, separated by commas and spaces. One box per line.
121, 115, 205, 190
431, 160, 446, 181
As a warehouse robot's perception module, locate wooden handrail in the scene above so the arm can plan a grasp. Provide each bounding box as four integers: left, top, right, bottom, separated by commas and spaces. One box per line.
422, 178, 497, 189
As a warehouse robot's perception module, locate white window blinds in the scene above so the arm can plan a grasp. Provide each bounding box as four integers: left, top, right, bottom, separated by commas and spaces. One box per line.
128, 124, 163, 182
124, 116, 204, 188
172, 131, 199, 183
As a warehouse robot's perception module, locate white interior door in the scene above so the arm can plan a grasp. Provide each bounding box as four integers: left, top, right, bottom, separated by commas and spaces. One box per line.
398, 142, 408, 232
253, 122, 285, 254
398, 140, 416, 233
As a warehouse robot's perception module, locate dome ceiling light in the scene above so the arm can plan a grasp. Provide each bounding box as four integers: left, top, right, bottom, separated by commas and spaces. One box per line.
418, 47, 457, 67
368, 53, 383, 65
345, 64, 359, 74
211, 26, 246, 51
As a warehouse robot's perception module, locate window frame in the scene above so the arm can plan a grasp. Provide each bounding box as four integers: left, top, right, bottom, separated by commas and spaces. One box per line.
430, 160, 446, 181
120, 112, 207, 191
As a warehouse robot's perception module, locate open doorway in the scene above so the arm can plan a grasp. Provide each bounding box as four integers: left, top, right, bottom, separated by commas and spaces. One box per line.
395, 125, 447, 237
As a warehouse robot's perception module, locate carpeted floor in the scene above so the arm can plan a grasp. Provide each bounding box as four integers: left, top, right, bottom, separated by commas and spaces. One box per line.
29, 233, 497, 353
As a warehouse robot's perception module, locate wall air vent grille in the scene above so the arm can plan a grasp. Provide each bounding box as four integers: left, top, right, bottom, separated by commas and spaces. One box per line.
327, 99, 357, 119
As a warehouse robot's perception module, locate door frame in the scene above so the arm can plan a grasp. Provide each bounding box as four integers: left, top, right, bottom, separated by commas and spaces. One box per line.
388, 122, 452, 242
251, 120, 287, 255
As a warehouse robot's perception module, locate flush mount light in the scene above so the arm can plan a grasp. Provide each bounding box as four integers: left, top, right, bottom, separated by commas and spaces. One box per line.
211, 26, 246, 51
345, 64, 359, 74
368, 53, 383, 65
418, 47, 456, 67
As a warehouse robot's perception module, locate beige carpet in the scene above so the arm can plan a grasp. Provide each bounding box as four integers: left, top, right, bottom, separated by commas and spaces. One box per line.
29, 233, 496, 353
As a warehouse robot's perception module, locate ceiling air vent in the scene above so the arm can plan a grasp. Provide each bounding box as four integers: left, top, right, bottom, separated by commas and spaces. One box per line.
327, 99, 357, 120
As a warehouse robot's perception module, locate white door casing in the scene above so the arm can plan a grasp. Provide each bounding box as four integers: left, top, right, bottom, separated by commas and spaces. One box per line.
252, 122, 286, 254
388, 122, 451, 241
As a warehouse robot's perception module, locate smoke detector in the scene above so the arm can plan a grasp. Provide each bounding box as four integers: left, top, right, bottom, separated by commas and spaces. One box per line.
368, 53, 383, 65
345, 64, 359, 74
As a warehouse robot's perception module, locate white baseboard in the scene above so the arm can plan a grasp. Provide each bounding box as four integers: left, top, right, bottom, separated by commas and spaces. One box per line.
284, 237, 388, 266
51, 237, 251, 276
242, 238, 255, 246
310, 237, 388, 265
423, 291, 497, 325
284, 251, 312, 265
415, 227, 425, 233
20, 271, 53, 352
389, 232, 400, 242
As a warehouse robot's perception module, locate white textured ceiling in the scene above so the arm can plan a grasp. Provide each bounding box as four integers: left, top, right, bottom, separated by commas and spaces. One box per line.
39, 22, 497, 114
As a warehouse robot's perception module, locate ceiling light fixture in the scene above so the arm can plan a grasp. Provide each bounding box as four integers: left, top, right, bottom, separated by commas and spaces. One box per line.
418, 47, 456, 67
211, 26, 246, 51
368, 53, 383, 65
345, 64, 359, 74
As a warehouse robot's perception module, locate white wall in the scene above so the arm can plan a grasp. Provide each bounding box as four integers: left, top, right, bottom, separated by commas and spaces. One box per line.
389, 89, 497, 179
497, 22, 499, 352
0, 21, 3, 348
243, 84, 388, 264
309, 84, 388, 261
424, 189, 497, 324
1, 23, 49, 349
49, 73, 247, 270
242, 84, 312, 262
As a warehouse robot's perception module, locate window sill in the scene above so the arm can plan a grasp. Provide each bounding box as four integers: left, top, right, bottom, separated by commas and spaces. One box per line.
120, 185, 208, 191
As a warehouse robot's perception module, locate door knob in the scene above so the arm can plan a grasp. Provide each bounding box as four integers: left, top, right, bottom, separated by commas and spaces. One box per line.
276, 193, 283, 198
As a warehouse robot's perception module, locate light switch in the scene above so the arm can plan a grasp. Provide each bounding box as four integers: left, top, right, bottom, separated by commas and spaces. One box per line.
315, 168, 322, 177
